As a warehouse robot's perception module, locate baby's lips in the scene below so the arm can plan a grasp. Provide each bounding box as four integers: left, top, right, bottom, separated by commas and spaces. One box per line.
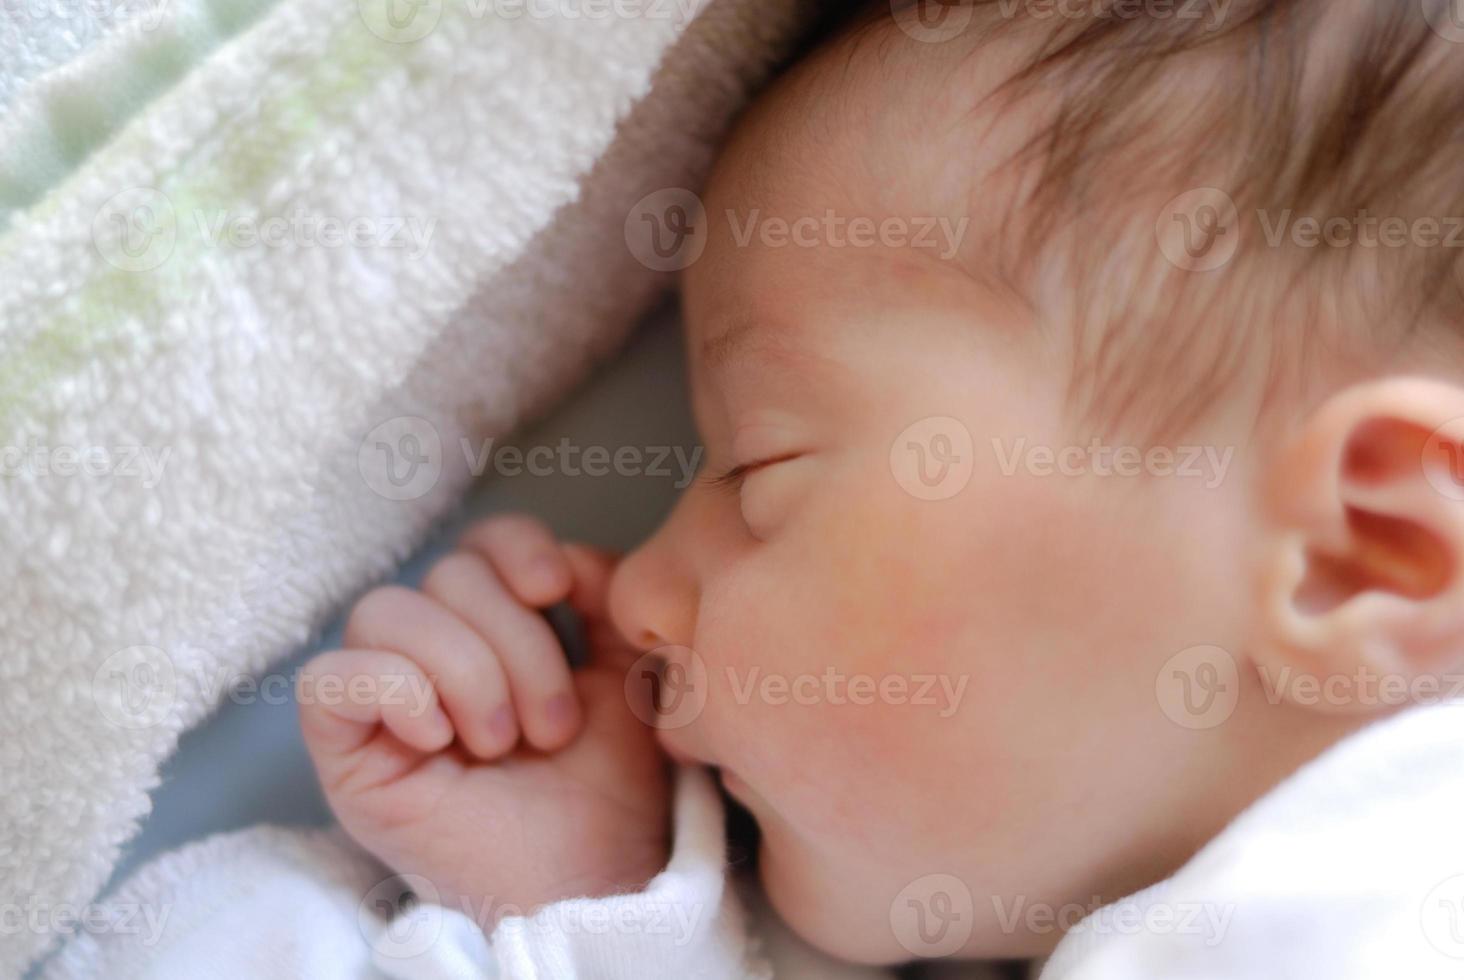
717, 767, 755, 803
658, 739, 698, 767
653, 724, 714, 768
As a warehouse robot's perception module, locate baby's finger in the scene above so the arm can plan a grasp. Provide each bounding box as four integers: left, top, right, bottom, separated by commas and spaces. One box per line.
344, 586, 519, 759
297, 649, 453, 789
422, 552, 581, 751
562, 542, 640, 671
461, 514, 573, 607
299, 648, 453, 753
561, 542, 620, 620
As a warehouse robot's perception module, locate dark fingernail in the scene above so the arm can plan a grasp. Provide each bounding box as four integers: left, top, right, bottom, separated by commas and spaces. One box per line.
543, 602, 588, 668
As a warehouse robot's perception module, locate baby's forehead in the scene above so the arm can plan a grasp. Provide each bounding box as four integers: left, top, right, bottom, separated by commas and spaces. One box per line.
684, 17, 1072, 371
703, 17, 1034, 225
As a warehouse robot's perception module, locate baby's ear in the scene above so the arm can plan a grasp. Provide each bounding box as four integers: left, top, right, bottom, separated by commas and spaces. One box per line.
1256, 377, 1464, 710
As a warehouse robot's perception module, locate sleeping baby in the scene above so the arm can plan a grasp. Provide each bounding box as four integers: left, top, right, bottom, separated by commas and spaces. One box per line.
297, 0, 1464, 975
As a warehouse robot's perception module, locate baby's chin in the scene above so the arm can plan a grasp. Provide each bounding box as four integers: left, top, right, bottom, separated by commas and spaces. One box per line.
756, 839, 908, 967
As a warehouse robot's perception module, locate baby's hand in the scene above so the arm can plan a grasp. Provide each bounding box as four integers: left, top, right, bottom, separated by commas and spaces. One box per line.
299, 515, 669, 922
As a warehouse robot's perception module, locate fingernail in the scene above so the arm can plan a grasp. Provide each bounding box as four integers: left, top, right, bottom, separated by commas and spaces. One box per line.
531, 556, 565, 592
545, 692, 579, 732
425, 704, 454, 745
489, 704, 518, 745
543, 603, 588, 667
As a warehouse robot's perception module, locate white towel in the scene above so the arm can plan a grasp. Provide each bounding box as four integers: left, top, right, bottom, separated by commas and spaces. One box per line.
0, 0, 804, 972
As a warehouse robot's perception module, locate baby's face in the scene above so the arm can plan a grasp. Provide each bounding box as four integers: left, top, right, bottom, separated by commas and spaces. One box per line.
611, 37, 1320, 965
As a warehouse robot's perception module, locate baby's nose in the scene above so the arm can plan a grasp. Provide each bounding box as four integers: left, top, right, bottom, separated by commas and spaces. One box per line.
607, 532, 696, 651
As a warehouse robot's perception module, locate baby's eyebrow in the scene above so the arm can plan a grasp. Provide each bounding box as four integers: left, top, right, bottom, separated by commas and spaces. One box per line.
701, 315, 825, 375
699, 312, 846, 384
700, 316, 764, 373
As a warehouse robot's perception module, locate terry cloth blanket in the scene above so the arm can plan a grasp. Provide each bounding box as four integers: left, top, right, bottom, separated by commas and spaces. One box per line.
0, 0, 806, 972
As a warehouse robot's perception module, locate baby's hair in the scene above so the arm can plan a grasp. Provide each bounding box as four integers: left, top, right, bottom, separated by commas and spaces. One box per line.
864, 0, 1464, 437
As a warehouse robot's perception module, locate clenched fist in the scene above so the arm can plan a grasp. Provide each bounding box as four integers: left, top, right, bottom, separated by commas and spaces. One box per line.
298, 515, 670, 925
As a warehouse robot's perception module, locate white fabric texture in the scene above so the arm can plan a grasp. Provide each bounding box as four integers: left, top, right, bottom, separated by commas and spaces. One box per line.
0, 0, 278, 225
0, 0, 803, 972
42, 768, 899, 980
52, 705, 1462, 977
1042, 700, 1464, 979
0, 0, 144, 113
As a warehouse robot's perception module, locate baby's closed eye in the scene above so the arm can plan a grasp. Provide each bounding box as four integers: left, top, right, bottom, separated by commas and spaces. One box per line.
726, 454, 815, 537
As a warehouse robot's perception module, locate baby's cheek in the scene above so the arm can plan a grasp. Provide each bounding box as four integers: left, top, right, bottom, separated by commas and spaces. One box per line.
700, 467, 1005, 792
757, 828, 920, 966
